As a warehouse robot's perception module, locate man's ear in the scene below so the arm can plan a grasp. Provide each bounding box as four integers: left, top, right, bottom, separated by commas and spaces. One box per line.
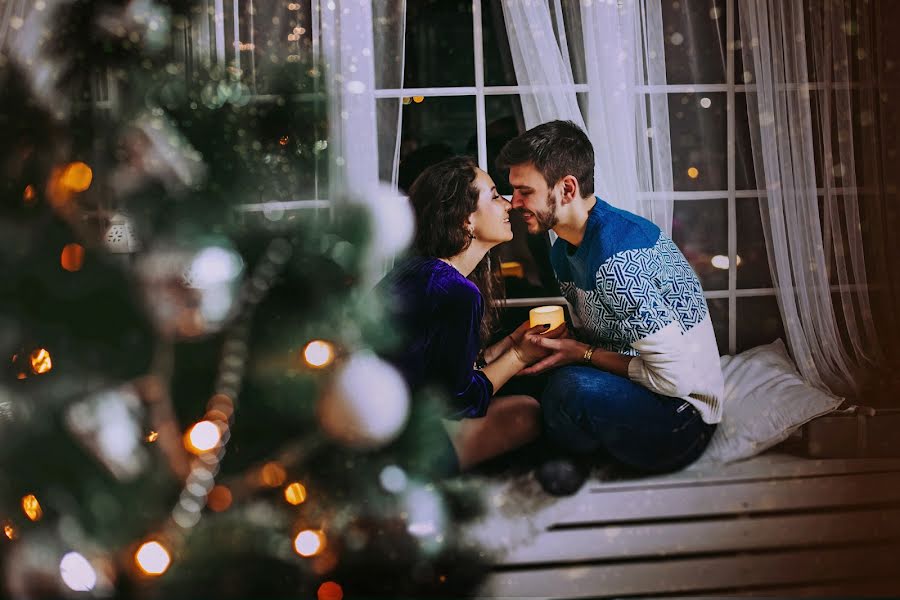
560, 175, 579, 204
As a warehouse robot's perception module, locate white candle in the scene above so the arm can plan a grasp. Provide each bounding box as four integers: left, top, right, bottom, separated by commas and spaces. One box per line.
529, 305, 565, 332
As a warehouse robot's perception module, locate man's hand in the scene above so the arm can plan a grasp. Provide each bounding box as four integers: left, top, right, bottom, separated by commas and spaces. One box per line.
518, 335, 588, 375
513, 322, 569, 364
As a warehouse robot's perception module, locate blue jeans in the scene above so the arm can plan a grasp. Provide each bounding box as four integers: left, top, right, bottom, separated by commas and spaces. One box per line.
541, 366, 717, 473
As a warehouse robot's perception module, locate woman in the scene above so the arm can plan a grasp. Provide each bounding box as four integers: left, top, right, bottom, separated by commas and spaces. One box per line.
377, 156, 564, 473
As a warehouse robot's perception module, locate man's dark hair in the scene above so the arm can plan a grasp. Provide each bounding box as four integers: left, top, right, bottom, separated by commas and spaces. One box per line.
496, 120, 595, 197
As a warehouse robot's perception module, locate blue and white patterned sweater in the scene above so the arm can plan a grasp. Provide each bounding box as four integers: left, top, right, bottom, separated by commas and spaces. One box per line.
551, 199, 724, 424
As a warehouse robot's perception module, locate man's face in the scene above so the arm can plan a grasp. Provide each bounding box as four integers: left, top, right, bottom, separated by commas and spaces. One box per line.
508, 163, 558, 234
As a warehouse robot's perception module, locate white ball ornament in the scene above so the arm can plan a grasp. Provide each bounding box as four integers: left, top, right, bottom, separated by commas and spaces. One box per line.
318, 352, 410, 450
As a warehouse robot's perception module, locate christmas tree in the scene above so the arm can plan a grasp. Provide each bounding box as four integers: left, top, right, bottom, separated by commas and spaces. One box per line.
0, 1, 487, 597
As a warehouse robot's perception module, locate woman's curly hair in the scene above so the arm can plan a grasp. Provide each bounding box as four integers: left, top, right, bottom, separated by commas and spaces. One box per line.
408, 156, 503, 342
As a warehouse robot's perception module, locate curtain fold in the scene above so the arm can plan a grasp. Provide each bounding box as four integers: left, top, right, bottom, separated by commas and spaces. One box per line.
739, 0, 878, 394
501, 0, 674, 235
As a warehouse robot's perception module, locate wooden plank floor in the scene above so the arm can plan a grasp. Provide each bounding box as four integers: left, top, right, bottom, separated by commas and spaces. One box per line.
463, 453, 900, 598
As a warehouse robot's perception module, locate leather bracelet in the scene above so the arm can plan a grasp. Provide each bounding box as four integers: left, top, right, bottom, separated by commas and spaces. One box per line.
582, 345, 595, 363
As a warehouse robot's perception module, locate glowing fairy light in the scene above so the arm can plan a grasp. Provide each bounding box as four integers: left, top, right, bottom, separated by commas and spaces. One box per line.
146, 431, 159, 442
303, 340, 334, 368
23, 185, 36, 204
30, 348, 52, 374
60, 162, 93, 192
206, 485, 232, 512
318, 581, 344, 600
21, 494, 42, 521
135, 541, 171, 575
4, 523, 16, 540
687, 167, 700, 179
184, 420, 221, 454
284, 482, 307, 506
293, 529, 325, 557
60, 243, 85, 272
59, 552, 97, 592
260, 462, 287, 487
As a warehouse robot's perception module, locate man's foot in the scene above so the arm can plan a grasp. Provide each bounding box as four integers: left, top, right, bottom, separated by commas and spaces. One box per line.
535, 457, 590, 496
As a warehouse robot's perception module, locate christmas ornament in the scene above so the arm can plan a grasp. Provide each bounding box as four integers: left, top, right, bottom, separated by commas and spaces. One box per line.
318, 352, 409, 450
136, 239, 244, 338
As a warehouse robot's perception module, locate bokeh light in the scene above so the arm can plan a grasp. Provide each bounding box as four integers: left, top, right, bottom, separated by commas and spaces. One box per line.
30, 348, 52, 374
21, 494, 42, 521
318, 581, 343, 600
284, 482, 307, 506
59, 552, 97, 592
146, 431, 159, 442
60, 161, 93, 192
184, 420, 221, 454
60, 243, 85, 272
293, 529, 324, 557
207, 485, 233, 512
23, 184, 35, 204
4, 523, 16, 540
260, 462, 287, 487
135, 541, 171, 575
303, 340, 335, 368
687, 167, 700, 179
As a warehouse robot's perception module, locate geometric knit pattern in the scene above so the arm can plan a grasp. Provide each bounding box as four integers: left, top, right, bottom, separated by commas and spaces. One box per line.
561, 234, 707, 355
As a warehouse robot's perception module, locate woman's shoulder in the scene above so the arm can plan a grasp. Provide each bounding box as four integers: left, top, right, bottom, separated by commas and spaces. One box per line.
380, 256, 480, 302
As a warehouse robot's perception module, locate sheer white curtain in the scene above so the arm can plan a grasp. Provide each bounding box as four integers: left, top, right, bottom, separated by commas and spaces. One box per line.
501, 0, 674, 235
739, 0, 877, 394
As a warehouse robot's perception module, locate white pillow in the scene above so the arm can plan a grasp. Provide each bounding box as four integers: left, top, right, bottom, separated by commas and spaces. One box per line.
696, 339, 843, 465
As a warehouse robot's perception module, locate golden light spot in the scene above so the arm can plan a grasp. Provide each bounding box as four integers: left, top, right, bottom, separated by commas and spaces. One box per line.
318, 581, 343, 600
402, 97, 411, 105
293, 529, 324, 557
284, 482, 307, 505
146, 431, 159, 442
60, 243, 85, 272
260, 462, 287, 487
687, 167, 700, 179
135, 541, 171, 576
279, 135, 289, 146
22, 494, 42, 521
4, 523, 16, 540
30, 349, 52, 375
60, 162, 93, 192
412, 96, 425, 103
207, 485, 233, 512
303, 340, 334, 368
184, 420, 221, 454
23, 185, 36, 204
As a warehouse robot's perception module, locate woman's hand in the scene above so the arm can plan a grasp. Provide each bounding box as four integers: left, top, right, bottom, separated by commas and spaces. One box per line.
512, 322, 569, 365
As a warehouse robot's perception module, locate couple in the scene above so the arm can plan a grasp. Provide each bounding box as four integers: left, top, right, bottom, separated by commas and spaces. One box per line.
378, 121, 724, 486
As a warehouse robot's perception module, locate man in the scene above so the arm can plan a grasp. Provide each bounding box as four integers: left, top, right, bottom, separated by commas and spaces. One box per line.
497, 120, 724, 475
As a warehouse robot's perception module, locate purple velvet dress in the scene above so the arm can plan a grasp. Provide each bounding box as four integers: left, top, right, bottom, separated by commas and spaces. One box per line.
376, 256, 493, 420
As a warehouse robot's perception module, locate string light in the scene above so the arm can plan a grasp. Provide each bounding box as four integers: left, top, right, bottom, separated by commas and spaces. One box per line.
303, 340, 335, 368
412, 96, 425, 103
21, 494, 42, 521
184, 421, 221, 454
29, 348, 52, 375
59, 552, 97, 592
687, 167, 700, 179
279, 135, 290, 146
284, 482, 307, 506
260, 462, 286, 487
146, 431, 159, 442
293, 529, 324, 557
60, 243, 85, 272
60, 161, 93, 192
135, 541, 171, 576
3, 523, 16, 540
206, 485, 232, 512
23, 184, 35, 204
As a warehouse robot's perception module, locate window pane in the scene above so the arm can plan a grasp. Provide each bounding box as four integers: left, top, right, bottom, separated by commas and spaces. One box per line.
736, 295, 785, 353
405, 0, 474, 87
670, 92, 727, 191
396, 96, 476, 193
482, 0, 517, 87
671, 200, 728, 291
239, 1, 315, 95
735, 92, 757, 190
484, 95, 526, 193
706, 297, 729, 356
736, 197, 772, 289
661, 0, 727, 85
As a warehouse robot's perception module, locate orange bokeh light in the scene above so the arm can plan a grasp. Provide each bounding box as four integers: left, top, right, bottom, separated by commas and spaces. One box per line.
30, 348, 52, 375
284, 482, 307, 506
60, 243, 85, 272
60, 162, 93, 192
23, 185, 36, 204
260, 462, 287, 487
207, 485, 233, 512
318, 581, 343, 600
21, 494, 42, 521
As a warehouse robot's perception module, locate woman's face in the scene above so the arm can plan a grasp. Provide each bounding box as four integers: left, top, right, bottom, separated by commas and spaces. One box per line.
468, 168, 513, 247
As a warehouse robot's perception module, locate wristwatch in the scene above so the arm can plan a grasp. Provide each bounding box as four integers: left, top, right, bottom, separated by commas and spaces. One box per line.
582, 345, 595, 363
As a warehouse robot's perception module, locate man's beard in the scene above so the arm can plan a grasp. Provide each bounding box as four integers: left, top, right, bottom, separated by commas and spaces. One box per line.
525, 190, 558, 233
